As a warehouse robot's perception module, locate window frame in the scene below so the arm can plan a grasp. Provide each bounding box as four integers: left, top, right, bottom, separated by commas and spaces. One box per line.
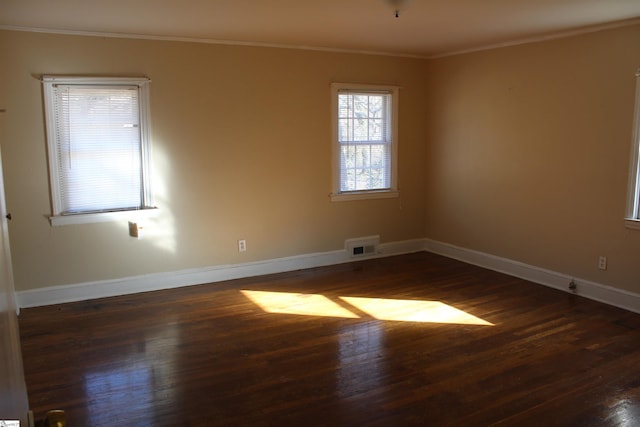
42, 76, 156, 226
330, 83, 399, 202
625, 70, 640, 230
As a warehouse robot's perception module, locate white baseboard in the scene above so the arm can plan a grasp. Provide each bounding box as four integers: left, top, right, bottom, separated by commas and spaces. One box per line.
17, 237, 640, 315
16, 238, 425, 308
424, 238, 640, 315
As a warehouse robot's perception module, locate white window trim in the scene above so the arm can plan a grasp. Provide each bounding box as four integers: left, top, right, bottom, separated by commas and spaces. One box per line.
330, 83, 399, 202
42, 76, 155, 226
49, 207, 159, 227
625, 69, 640, 230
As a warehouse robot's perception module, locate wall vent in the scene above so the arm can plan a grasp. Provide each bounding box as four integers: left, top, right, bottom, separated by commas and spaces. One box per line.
345, 235, 380, 258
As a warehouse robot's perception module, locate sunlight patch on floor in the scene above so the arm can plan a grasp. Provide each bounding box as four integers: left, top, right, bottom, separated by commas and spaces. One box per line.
241, 290, 493, 325
240, 290, 360, 318
340, 296, 493, 325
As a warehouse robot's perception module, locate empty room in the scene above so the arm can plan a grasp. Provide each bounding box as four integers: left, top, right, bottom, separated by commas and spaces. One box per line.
2, 0, 640, 425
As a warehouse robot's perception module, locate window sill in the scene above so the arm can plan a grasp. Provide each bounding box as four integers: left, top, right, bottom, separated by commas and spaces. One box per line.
625, 218, 640, 230
49, 207, 159, 227
330, 190, 399, 202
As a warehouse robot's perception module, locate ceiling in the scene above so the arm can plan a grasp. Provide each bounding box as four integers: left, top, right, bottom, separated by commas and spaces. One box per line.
1, 0, 640, 58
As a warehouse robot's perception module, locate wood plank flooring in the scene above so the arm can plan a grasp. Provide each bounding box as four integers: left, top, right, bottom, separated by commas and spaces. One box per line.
18, 252, 640, 426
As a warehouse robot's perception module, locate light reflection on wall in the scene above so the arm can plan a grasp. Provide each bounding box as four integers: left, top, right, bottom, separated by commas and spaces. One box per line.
113, 142, 177, 254
83, 323, 180, 425
143, 143, 176, 253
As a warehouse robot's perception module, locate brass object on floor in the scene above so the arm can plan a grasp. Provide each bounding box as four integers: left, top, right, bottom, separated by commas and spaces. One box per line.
44, 410, 65, 427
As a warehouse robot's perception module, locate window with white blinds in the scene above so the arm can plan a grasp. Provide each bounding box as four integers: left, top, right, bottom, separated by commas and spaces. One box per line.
331, 83, 399, 201
626, 69, 640, 230
42, 76, 153, 224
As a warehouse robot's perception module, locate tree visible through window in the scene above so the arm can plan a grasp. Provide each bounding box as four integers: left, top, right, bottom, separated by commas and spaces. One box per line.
338, 92, 389, 191
331, 83, 399, 201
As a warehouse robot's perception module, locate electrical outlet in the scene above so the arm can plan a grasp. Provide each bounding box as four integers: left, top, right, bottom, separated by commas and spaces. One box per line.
598, 256, 607, 270
238, 239, 247, 252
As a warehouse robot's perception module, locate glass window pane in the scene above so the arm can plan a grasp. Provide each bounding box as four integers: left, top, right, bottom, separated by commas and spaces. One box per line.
334, 87, 395, 195
369, 96, 383, 118
369, 119, 383, 141
354, 119, 368, 141
354, 95, 369, 117
45, 79, 150, 216
338, 118, 352, 142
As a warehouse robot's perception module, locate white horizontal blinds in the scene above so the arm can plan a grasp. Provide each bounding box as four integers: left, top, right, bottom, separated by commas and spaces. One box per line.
54, 84, 143, 214
337, 90, 391, 192
629, 71, 640, 220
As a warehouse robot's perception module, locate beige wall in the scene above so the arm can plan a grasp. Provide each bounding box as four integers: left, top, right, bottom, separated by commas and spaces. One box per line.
2, 23, 640, 297
425, 24, 640, 292
0, 30, 428, 291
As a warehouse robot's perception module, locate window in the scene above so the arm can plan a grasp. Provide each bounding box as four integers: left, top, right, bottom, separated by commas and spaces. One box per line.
42, 76, 154, 226
331, 83, 399, 201
626, 70, 640, 230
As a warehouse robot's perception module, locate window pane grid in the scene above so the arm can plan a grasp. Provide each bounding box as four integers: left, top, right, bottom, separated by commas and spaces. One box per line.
340, 144, 389, 191
338, 92, 391, 192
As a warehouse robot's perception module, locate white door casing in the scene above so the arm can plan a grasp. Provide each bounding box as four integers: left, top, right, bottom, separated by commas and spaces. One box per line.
0, 111, 30, 424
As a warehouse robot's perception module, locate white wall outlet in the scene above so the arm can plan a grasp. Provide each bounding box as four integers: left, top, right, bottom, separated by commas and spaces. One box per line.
238, 239, 247, 252
598, 256, 607, 270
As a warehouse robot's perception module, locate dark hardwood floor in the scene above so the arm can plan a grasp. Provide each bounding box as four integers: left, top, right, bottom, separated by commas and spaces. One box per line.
19, 252, 640, 426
